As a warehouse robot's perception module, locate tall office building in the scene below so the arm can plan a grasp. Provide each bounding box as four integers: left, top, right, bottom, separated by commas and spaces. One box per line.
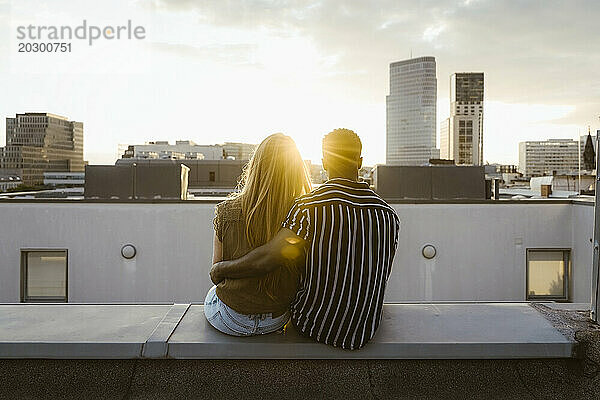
386, 56, 439, 165
440, 73, 484, 165
1, 113, 84, 185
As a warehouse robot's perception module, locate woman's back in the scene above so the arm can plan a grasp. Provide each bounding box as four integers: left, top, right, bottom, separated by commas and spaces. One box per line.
205, 133, 311, 336
214, 196, 299, 316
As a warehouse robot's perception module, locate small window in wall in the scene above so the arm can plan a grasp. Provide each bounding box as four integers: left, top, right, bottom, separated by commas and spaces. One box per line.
21, 250, 68, 303
209, 171, 215, 182
526, 249, 570, 301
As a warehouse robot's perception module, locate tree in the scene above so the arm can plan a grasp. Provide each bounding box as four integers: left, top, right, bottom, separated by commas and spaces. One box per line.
583, 132, 596, 171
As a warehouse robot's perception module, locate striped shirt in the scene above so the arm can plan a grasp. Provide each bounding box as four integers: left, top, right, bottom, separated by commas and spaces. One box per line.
282, 177, 400, 350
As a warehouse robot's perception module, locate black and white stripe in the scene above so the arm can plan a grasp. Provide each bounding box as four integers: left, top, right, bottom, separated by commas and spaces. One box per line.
282, 178, 400, 350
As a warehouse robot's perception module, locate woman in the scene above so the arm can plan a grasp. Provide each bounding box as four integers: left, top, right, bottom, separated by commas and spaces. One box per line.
204, 133, 312, 336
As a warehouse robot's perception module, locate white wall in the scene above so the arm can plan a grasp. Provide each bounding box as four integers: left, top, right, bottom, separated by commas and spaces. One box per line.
571, 202, 594, 303
390, 202, 592, 302
0, 203, 213, 303
0, 201, 594, 303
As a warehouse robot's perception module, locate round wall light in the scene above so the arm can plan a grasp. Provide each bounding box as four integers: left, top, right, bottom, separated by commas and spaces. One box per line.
121, 244, 137, 259
422, 244, 436, 259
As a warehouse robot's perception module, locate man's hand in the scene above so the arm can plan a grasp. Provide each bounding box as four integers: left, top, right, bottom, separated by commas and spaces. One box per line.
207, 228, 306, 282
210, 262, 226, 285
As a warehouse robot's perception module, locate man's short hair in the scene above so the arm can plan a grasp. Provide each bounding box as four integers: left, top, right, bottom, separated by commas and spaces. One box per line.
322, 128, 362, 166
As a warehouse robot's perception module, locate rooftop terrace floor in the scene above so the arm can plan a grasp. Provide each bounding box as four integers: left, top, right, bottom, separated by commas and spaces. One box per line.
0, 303, 578, 360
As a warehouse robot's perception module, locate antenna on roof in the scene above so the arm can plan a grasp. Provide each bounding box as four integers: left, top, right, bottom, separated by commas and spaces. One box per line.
410, 49, 413, 59
578, 129, 581, 194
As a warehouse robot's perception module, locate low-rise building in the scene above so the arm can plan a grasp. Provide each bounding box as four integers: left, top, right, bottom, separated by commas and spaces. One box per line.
121, 140, 224, 161
43, 172, 85, 187
518, 136, 598, 177
1, 112, 84, 185
531, 173, 595, 194
120, 140, 258, 162
0, 177, 21, 192
484, 164, 522, 187
518, 139, 579, 177
222, 142, 257, 161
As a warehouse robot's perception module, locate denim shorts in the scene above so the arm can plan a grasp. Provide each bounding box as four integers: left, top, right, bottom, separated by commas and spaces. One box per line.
203, 285, 290, 336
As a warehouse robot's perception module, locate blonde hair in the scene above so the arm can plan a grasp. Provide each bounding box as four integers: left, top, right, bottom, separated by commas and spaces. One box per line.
234, 133, 312, 299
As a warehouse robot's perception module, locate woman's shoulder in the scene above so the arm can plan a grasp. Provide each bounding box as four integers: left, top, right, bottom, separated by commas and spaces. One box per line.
215, 196, 244, 222
214, 196, 245, 243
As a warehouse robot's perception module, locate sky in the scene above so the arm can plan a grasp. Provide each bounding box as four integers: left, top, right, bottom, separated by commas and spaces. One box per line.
0, 0, 598, 166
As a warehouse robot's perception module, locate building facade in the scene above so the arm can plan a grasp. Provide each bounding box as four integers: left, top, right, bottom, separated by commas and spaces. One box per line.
85, 163, 190, 200
115, 158, 246, 189
120, 141, 257, 162
1, 113, 84, 185
0, 177, 21, 192
518, 139, 580, 177
440, 73, 484, 165
222, 142, 257, 161
43, 172, 85, 187
386, 57, 439, 165
373, 165, 486, 200
440, 118, 451, 162
121, 140, 224, 160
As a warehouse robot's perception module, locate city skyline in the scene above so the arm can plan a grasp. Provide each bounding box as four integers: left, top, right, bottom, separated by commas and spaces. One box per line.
0, 0, 599, 166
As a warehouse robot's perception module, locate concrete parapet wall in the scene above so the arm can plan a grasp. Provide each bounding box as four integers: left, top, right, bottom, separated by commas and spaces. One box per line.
0, 201, 593, 303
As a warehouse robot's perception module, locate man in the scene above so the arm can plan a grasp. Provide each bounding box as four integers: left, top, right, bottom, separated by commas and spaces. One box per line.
210, 128, 400, 349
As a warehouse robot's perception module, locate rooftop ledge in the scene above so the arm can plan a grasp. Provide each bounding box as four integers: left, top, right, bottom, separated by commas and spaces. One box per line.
0, 302, 593, 360
0, 198, 595, 205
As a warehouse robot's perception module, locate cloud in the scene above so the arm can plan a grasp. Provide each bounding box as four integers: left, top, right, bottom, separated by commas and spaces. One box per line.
149, 0, 599, 107
146, 41, 259, 66
146, 0, 600, 163
422, 24, 446, 43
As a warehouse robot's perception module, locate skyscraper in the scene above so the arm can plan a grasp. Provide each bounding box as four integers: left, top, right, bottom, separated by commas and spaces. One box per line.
386, 56, 439, 165
440, 73, 484, 165
1, 113, 84, 185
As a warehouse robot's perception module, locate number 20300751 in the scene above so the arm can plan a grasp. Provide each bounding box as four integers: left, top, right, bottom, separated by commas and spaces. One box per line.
18, 42, 72, 52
